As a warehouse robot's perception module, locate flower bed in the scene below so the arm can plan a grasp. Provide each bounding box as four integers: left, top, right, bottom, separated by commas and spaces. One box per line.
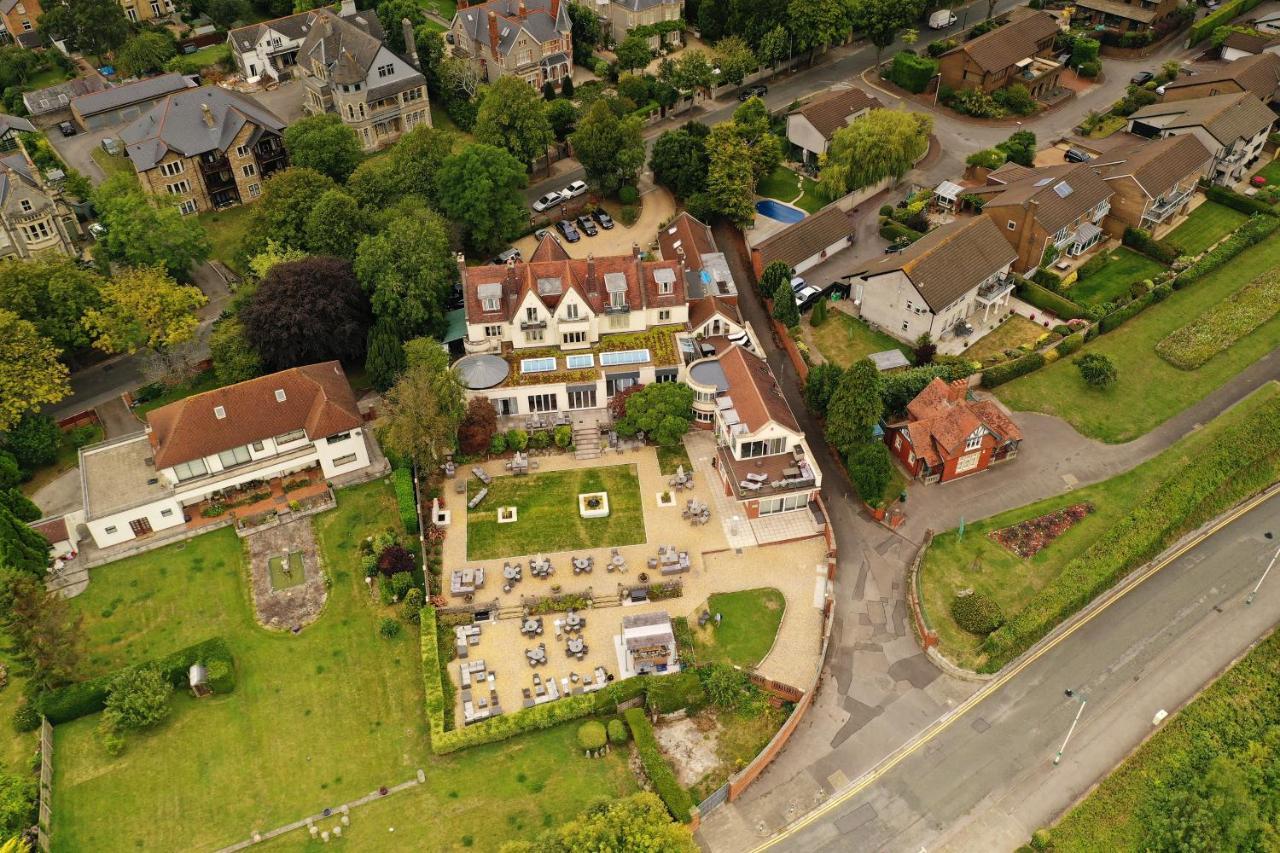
1155, 267, 1280, 370
987, 503, 1093, 559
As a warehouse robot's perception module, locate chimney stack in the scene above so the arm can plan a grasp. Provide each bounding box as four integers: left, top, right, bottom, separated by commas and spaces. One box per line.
200, 103, 215, 128
487, 9, 500, 57
338, 0, 355, 16
401, 17, 420, 68
586, 252, 596, 291
456, 252, 468, 285
518, 0, 526, 16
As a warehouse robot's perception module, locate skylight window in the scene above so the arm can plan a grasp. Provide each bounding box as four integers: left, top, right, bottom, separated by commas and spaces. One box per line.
520, 357, 556, 373
600, 349, 650, 366
566, 354, 594, 369
1053, 181, 1073, 198
1033, 177, 1053, 187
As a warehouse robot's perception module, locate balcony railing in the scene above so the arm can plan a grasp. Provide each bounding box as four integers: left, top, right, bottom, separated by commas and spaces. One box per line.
975, 275, 1014, 306
604, 304, 630, 315
519, 320, 546, 330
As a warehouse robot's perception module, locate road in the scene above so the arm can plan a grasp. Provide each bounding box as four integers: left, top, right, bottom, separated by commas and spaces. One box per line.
768, 486, 1280, 851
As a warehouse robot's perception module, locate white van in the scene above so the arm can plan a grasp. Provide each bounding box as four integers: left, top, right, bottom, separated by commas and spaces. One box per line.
929, 9, 958, 29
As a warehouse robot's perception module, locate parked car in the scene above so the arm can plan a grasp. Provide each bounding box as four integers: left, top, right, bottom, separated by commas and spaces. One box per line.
58, 121, 76, 137
534, 228, 561, 244
556, 219, 581, 242
491, 247, 522, 264
100, 137, 120, 156
1130, 70, 1154, 85
1064, 147, 1092, 163
883, 240, 907, 254
576, 215, 598, 237
532, 190, 564, 212
738, 84, 767, 101
928, 9, 957, 28
562, 180, 588, 199
593, 210, 615, 229
87, 222, 107, 239
792, 280, 822, 311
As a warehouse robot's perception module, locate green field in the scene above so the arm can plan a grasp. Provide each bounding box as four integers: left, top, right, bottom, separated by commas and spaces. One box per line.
921, 383, 1280, 670
466, 465, 646, 560
198, 204, 255, 273
1066, 247, 1165, 307
995, 234, 1280, 442
810, 312, 910, 368
1164, 201, 1248, 255
691, 588, 785, 668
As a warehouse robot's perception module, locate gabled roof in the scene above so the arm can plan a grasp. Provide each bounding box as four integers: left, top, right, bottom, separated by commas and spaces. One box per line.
716, 346, 799, 434
1072, 0, 1156, 23
121, 86, 287, 172
985, 161, 1037, 184
1129, 92, 1276, 146
529, 232, 570, 262
902, 378, 1022, 465
0, 151, 54, 217
299, 8, 405, 86
72, 73, 197, 118
658, 211, 717, 271
1161, 53, 1280, 103
146, 362, 363, 469
788, 86, 879, 141
972, 163, 1113, 234
1222, 30, 1280, 56
688, 295, 741, 329
23, 77, 107, 115
1090, 134, 1213, 199
752, 205, 852, 271
942, 11, 1059, 73
0, 114, 34, 135
854, 218, 1017, 312
453, 0, 570, 56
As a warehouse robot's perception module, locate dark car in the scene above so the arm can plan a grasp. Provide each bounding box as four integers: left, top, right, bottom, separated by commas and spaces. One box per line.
490, 247, 522, 265
1064, 147, 1092, 163
1130, 70, 1154, 85
884, 240, 907, 254
58, 121, 76, 137
556, 219, 581, 243
593, 210, 615, 229
576, 215, 598, 237
738, 84, 767, 101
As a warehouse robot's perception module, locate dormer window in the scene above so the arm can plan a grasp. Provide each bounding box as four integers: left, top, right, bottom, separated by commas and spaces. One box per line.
19, 199, 30, 212
965, 430, 983, 451
611, 290, 625, 308
482, 296, 500, 312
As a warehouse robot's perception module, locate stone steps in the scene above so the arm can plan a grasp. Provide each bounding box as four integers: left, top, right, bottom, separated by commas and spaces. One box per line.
574, 426, 601, 460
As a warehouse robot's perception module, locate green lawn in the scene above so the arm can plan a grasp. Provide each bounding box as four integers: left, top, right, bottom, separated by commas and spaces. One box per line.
920, 383, 1280, 670
757, 165, 824, 214
89, 147, 137, 184
418, 0, 456, 17
810, 312, 910, 368
199, 204, 256, 273
691, 588, 785, 668
995, 233, 1280, 442
656, 443, 692, 476
962, 315, 1048, 362
1255, 156, 1280, 186
1084, 114, 1127, 139
466, 465, 646, 560
1066, 247, 1166, 307
26, 66, 73, 89
181, 44, 231, 69
268, 551, 305, 590
1164, 201, 1248, 255
132, 369, 223, 416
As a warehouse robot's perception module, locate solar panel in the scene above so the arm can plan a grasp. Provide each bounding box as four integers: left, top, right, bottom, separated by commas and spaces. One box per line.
566, 354, 594, 369
520, 357, 557, 374
600, 349, 650, 366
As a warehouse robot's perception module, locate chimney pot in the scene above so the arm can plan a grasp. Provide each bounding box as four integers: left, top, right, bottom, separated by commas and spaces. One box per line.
518, 0, 526, 16
200, 103, 215, 127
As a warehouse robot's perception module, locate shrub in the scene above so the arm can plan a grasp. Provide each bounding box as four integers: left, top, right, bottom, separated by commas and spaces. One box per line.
810, 296, 828, 327
1077, 59, 1101, 78
993, 84, 1037, 117
927, 38, 956, 57
698, 663, 763, 713
389, 571, 415, 601
1015, 278, 1086, 321
618, 185, 639, 205
577, 720, 607, 751
644, 670, 706, 714
204, 658, 234, 693
401, 587, 425, 623
528, 429, 551, 450
554, 424, 573, 448
879, 218, 924, 245
607, 718, 628, 744
1076, 251, 1110, 280
1070, 36, 1099, 67
848, 442, 892, 506
10, 703, 38, 733
1055, 334, 1085, 358
951, 592, 1004, 635
379, 617, 402, 639
982, 352, 1046, 388
489, 432, 508, 454
104, 665, 173, 731
1031, 829, 1052, 850
948, 87, 1004, 118
625, 708, 694, 822
1076, 353, 1117, 389
1122, 226, 1179, 264
505, 428, 529, 451
887, 52, 938, 93
880, 362, 973, 415
1188, 0, 1268, 46
392, 465, 419, 534
1052, 324, 1072, 336
1030, 267, 1061, 291
966, 148, 1006, 170
1200, 183, 1278, 217
378, 544, 415, 577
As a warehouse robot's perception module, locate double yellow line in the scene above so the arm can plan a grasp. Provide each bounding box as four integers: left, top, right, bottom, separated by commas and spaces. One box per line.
748, 485, 1280, 851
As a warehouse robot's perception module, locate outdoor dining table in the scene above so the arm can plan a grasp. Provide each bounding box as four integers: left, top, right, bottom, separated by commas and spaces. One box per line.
526, 645, 546, 665
503, 564, 521, 581
564, 611, 584, 632
521, 618, 540, 635
567, 638, 585, 655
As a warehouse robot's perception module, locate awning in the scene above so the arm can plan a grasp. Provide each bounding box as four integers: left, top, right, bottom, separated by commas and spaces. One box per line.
1073, 222, 1103, 245
443, 308, 467, 344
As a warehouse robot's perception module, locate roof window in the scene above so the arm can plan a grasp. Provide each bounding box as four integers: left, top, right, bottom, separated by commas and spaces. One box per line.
275, 389, 287, 402
214, 405, 226, 419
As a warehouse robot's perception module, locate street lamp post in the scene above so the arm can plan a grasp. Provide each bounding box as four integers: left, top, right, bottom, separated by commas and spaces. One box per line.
1245, 542, 1280, 606
1053, 696, 1087, 767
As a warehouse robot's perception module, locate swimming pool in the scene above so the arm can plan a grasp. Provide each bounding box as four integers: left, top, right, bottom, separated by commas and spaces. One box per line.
756, 199, 807, 223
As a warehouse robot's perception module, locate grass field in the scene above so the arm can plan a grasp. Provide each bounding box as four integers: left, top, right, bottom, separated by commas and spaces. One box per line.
691, 588, 785, 668
1066, 247, 1165, 307
810, 312, 909, 368
466, 465, 646, 560
757, 165, 824, 214
920, 383, 1280, 670
1164, 201, 1248, 255
198, 204, 255, 273
995, 234, 1280, 442
962, 315, 1046, 361
656, 443, 692, 476
1255, 157, 1280, 186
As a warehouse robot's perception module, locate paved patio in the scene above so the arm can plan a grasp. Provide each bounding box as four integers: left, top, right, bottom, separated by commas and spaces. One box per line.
244, 517, 327, 631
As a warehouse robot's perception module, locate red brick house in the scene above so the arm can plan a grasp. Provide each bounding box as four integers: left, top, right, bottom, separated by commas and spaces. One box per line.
884, 378, 1021, 483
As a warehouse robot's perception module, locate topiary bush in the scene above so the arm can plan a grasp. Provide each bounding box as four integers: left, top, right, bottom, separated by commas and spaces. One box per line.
951, 592, 1004, 635
577, 720, 607, 752
618, 185, 639, 205
607, 718, 628, 744
379, 617, 402, 639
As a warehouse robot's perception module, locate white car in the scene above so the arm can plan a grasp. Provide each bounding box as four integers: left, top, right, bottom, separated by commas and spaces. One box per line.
791, 277, 821, 310
562, 180, 588, 199
532, 191, 564, 212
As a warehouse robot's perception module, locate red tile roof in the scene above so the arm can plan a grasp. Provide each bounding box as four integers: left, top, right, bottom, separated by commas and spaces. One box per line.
31, 517, 69, 546
657, 212, 717, 271
717, 346, 799, 434
146, 361, 362, 469
688, 295, 741, 329
902, 378, 1022, 463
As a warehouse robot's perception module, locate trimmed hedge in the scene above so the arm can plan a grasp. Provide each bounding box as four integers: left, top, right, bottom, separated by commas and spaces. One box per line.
1187, 0, 1266, 45
392, 465, 419, 534
1122, 226, 1179, 265
880, 362, 974, 415
951, 592, 1004, 635
981, 352, 1045, 388
1098, 292, 1155, 334
1175, 214, 1279, 286
625, 707, 695, 822
37, 637, 235, 724
1199, 182, 1277, 217
1054, 333, 1084, 358
645, 670, 706, 714
982, 392, 1280, 670
887, 52, 938, 94
1015, 279, 1086, 321
879, 218, 924, 245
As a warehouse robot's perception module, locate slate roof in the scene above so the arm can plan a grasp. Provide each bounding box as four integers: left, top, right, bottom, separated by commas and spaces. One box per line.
1091, 134, 1213, 199
752, 205, 853, 271
453, 0, 570, 57
1129, 92, 1277, 146
716, 346, 799, 434
943, 11, 1059, 73
121, 86, 287, 172
0, 113, 35, 135
1072, 0, 1157, 23
789, 86, 879, 141
973, 163, 1114, 234
1161, 53, 1280, 103
228, 10, 317, 51
854, 218, 1017, 312
23, 77, 106, 116
71, 73, 197, 118
146, 361, 363, 469
0, 152, 57, 218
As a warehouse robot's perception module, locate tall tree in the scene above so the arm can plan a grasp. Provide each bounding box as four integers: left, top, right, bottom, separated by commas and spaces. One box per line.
474, 77, 554, 169
818, 108, 932, 200
0, 489, 41, 523
386, 124, 456, 200
382, 350, 464, 472
83, 267, 207, 355
672, 49, 714, 97
240, 256, 373, 370
789, 0, 846, 64
731, 96, 782, 181
0, 256, 104, 353
615, 34, 652, 72
545, 98, 578, 141
704, 124, 756, 226
375, 0, 423, 52
852, 0, 924, 65
246, 167, 338, 254
0, 309, 68, 431
714, 35, 756, 86
757, 24, 790, 67
570, 99, 646, 196
771, 279, 799, 327
4, 414, 59, 471
91, 179, 211, 279
824, 358, 883, 454
305, 189, 368, 259
364, 319, 406, 392
614, 382, 695, 445
566, 2, 602, 65
354, 201, 456, 339
649, 126, 709, 199
436, 143, 528, 255
500, 793, 696, 853
208, 316, 262, 385
0, 568, 82, 691
803, 362, 844, 417
283, 114, 364, 182
758, 260, 791, 297
458, 396, 498, 455
38, 0, 129, 57
116, 32, 176, 77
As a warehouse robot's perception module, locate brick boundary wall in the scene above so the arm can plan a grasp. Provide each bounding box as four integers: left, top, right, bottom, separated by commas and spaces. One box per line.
906, 530, 939, 650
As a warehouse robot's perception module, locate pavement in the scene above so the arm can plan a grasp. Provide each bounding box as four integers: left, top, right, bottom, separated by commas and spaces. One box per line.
95, 396, 143, 438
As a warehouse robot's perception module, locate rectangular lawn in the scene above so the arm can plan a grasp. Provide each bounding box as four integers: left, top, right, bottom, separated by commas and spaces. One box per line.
1066, 247, 1165, 307
1164, 201, 1248, 255
962, 315, 1047, 361
994, 233, 1280, 442
810, 312, 910, 368
467, 464, 646, 560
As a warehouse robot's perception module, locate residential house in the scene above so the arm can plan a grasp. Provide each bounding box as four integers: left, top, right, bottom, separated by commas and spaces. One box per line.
70, 73, 198, 131
968, 162, 1114, 273
937, 11, 1062, 98
884, 377, 1022, 484
79, 362, 375, 549
786, 86, 879, 163
1069, 0, 1183, 35
0, 113, 32, 152
616, 612, 679, 677
298, 7, 430, 151
1127, 92, 1275, 185
121, 85, 288, 214
0, 149, 81, 258
450, 0, 573, 89
1089, 133, 1213, 237
702, 345, 822, 518
22, 78, 106, 128
595, 0, 682, 47
657, 212, 756, 351
0, 0, 41, 47
1160, 52, 1280, 105
848, 217, 1018, 352
749, 204, 854, 277
1220, 29, 1280, 62
118, 0, 174, 23
227, 0, 377, 84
